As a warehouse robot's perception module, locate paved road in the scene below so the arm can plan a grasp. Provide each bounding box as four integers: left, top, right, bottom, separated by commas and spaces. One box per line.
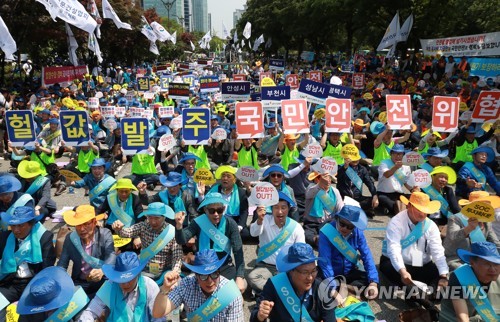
0, 156, 415, 321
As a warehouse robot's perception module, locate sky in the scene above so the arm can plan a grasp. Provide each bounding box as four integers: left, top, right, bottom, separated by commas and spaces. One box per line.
207, 0, 247, 37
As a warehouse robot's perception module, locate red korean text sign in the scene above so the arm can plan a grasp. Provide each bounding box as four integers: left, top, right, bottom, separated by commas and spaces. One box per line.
235, 102, 264, 139
233, 74, 247, 81
308, 70, 322, 82
286, 74, 299, 89
281, 99, 310, 134
325, 98, 352, 133
352, 73, 365, 90
432, 96, 460, 132
386, 95, 412, 130
472, 91, 500, 123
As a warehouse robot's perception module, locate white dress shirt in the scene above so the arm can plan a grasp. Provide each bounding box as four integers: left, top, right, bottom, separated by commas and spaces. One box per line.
250, 215, 305, 265
383, 210, 449, 276
377, 160, 411, 193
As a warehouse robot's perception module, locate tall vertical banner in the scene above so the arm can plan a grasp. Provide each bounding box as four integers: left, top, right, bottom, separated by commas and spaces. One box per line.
432, 96, 460, 132
472, 91, 500, 123
386, 95, 412, 130
325, 98, 352, 133
235, 102, 264, 139
281, 99, 310, 134
120, 118, 149, 155
182, 108, 210, 145
352, 73, 365, 90
59, 110, 90, 146
5, 111, 36, 147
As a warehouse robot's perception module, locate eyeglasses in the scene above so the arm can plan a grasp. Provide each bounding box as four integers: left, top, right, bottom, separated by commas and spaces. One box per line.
337, 219, 355, 230
270, 173, 283, 178
196, 271, 220, 281
294, 268, 318, 278
206, 207, 225, 215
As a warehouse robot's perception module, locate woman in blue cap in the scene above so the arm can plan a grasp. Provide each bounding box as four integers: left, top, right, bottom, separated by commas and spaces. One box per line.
439, 242, 500, 321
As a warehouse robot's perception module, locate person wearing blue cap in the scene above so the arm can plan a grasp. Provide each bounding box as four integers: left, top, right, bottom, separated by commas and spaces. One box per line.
174, 152, 204, 199
251, 243, 335, 322
0, 206, 56, 319
439, 242, 500, 322
0, 175, 34, 227
260, 164, 299, 221
451, 119, 496, 168
80, 252, 163, 321
377, 144, 415, 216
174, 192, 247, 293
69, 158, 116, 209
456, 146, 500, 199
420, 147, 449, 172
153, 249, 244, 321
248, 191, 305, 294
62, 139, 100, 195
182, 141, 212, 171
112, 202, 183, 281
318, 206, 379, 298
372, 124, 410, 167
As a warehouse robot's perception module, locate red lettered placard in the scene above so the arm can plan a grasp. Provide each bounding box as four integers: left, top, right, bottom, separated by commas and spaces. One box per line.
233, 74, 246, 81
286, 74, 299, 89
472, 91, 500, 123
352, 73, 365, 90
235, 102, 264, 139
325, 98, 352, 133
308, 70, 322, 82
432, 96, 460, 132
281, 99, 310, 134
386, 95, 412, 130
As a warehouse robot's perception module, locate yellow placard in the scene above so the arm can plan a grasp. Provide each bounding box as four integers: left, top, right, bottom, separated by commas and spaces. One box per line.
378, 111, 387, 123
6, 303, 19, 322
340, 144, 360, 160
461, 201, 495, 223
113, 235, 132, 248
314, 108, 326, 120
193, 168, 216, 185
260, 77, 276, 87
59, 169, 82, 182
362, 93, 373, 100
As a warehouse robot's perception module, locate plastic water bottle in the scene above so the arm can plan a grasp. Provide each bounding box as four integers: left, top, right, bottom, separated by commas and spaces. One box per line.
68, 186, 75, 194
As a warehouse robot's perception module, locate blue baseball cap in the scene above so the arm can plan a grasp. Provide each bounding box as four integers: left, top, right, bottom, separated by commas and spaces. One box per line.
387, 144, 405, 154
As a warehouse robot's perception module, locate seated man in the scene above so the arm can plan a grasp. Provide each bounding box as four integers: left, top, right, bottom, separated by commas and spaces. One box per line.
377, 144, 414, 216
456, 146, 500, 199
0, 207, 56, 319
250, 243, 336, 322
79, 252, 163, 321
174, 153, 203, 200
262, 164, 299, 221
174, 192, 247, 293
439, 242, 500, 322
380, 192, 449, 309
70, 158, 116, 209
423, 166, 461, 226
58, 205, 116, 297
17, 160, 57, 220
303, 171, 344, 247
0, 175, 34, 230
420, 147, 448, 172
444, 192, 500, 271
318, 205, 379, 298
153, 249, 244, 321
98, 178, 143, 229
248, 192, 305, 294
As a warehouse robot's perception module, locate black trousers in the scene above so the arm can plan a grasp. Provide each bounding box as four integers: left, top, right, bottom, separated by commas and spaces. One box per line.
379, 255, 439, 287
377, 192, 407, 216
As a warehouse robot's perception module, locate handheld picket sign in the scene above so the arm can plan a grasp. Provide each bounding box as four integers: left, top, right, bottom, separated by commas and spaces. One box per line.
248, 182, 279, 207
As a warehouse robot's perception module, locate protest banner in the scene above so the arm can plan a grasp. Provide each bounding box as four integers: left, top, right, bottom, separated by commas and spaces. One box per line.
221, 81, 251, 101
302, 142, 323, 159
407, 169, 432, 188
88, 97, 99, 109
471, 91, 500, 123
113, 235, 132, 247
312, 157, 338, 177
42, 65, 88, 86
142, 109, 154, 119
130, 107, 144, 117
328, 84, 352, 99
308, 70, 322, 82
211, 127, 228, 140
281, 99, 310, 134
248, 182, 279, 207
199, 76, 220, 93
193, 168, 216, 185
5, 110, 36, 147
469, 57, 500, 80
269, 59, 285, 71
432, 96, 460, 132
259, 72, 272, 86
341, 144, 360, 160
143, 91, 155, 100
160, 75, 173, 91
120, 118, 149, 155
168, 83, 190, 99
169, 115, 182, 130
261, 86, 291, 109
285, 74, 299, 89
235, 102, 264, 139
386, 95, 412, 130
157, 134, 177, 152
100, 106, 115, 118
297, 79, 329, 104
420, 32, 500, 57
325, 98, 352, 133
137, 77, 150, 91
261, 77, 276, 87
182, 75, 196, 88
182, 108, 210, 145
233, 74, 247, 81
60, 110, 90, 146
236, 166, 260, 182
403, 151, 425, 166
352, 73, 365, 90
115, 106, 126, 118
461, 201, 495, 222
158, 106, 174, 118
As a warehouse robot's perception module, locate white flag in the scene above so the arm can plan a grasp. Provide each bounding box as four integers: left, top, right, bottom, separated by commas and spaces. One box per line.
170, 31, 177, 45
265, 37, 272, 49
243, 22, 251, 39
35, 0, 58, 21
88, 0, 101, 38
88, 32, 103, 63
54, 0, 97, 34
398, 14, 413, 42
65, 23, 79, 66
199, 30, 211, 49
150, 21, 171, 42
0, 15, 17, 60
241, 39, 245, 48
233, 31, 238, 44
149, 41, 159, 55
222, 22, 230, 39
190, 40, 195, 51
253, 34, 264, 51
141, 16, 157, 42
102, 0, 132, 30
376, 11, 399, 51
386, 44, 396, 58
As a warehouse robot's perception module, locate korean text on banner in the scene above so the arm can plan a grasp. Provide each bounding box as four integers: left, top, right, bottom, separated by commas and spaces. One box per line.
420, 32, 500, 57
235, 102, 264, 139
297, 79, 329, 105
269, 59, 285, 71
308, 70, 322, 83
42, 66, 88, 87
120, 118, 149, 155
328, 84, 352, 99
137, 77, 150, 92
168, 83, 191, 99
281, 99, 310, 134
386, 95, 412, 130
5, 110, 36, 147
233, 74, 247, 82
352, 73, 365, 90
325, 98, 352, 133
472, 91, 500, 123
59, 110, 90, 146
221, 82, 251, 101
199, 76, 220, 93
182, 108, 211, 145
286, 74, 299, 89
432, 96, 460, 132
261, 86, 291, 109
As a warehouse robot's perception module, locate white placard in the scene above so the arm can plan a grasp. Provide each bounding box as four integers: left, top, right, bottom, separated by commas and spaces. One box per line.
157, 134, 177, 152
115, 106, 126, 118
403, 152, 425, 166
88, 97, 99, 109
104, 119, 117, 130
158, 106, 174, 118
302, 142, 323, 159
211, 127, 228, 140
407, 169, 432, 188
235, 166, 259, 182
248, 182, 279, 207
169, 115, 183, 130
311, 157, 338, 176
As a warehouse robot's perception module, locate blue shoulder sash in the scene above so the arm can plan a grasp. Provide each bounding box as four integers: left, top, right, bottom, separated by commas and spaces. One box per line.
257, 218, 297, 263
270, 273, 314, 322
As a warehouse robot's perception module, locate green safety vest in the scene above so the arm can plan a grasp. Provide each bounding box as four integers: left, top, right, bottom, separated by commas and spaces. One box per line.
77, 149, 98, 173
373, 141, 394, 166
281, 146, 299, 171
188, 145, 211, 169
418, 142, 430, 155
163, 98, 174, 107
323, 142, 344, 165
238, 145, 259, 169
453, 140, 477, 163
131, 154, 156, 175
